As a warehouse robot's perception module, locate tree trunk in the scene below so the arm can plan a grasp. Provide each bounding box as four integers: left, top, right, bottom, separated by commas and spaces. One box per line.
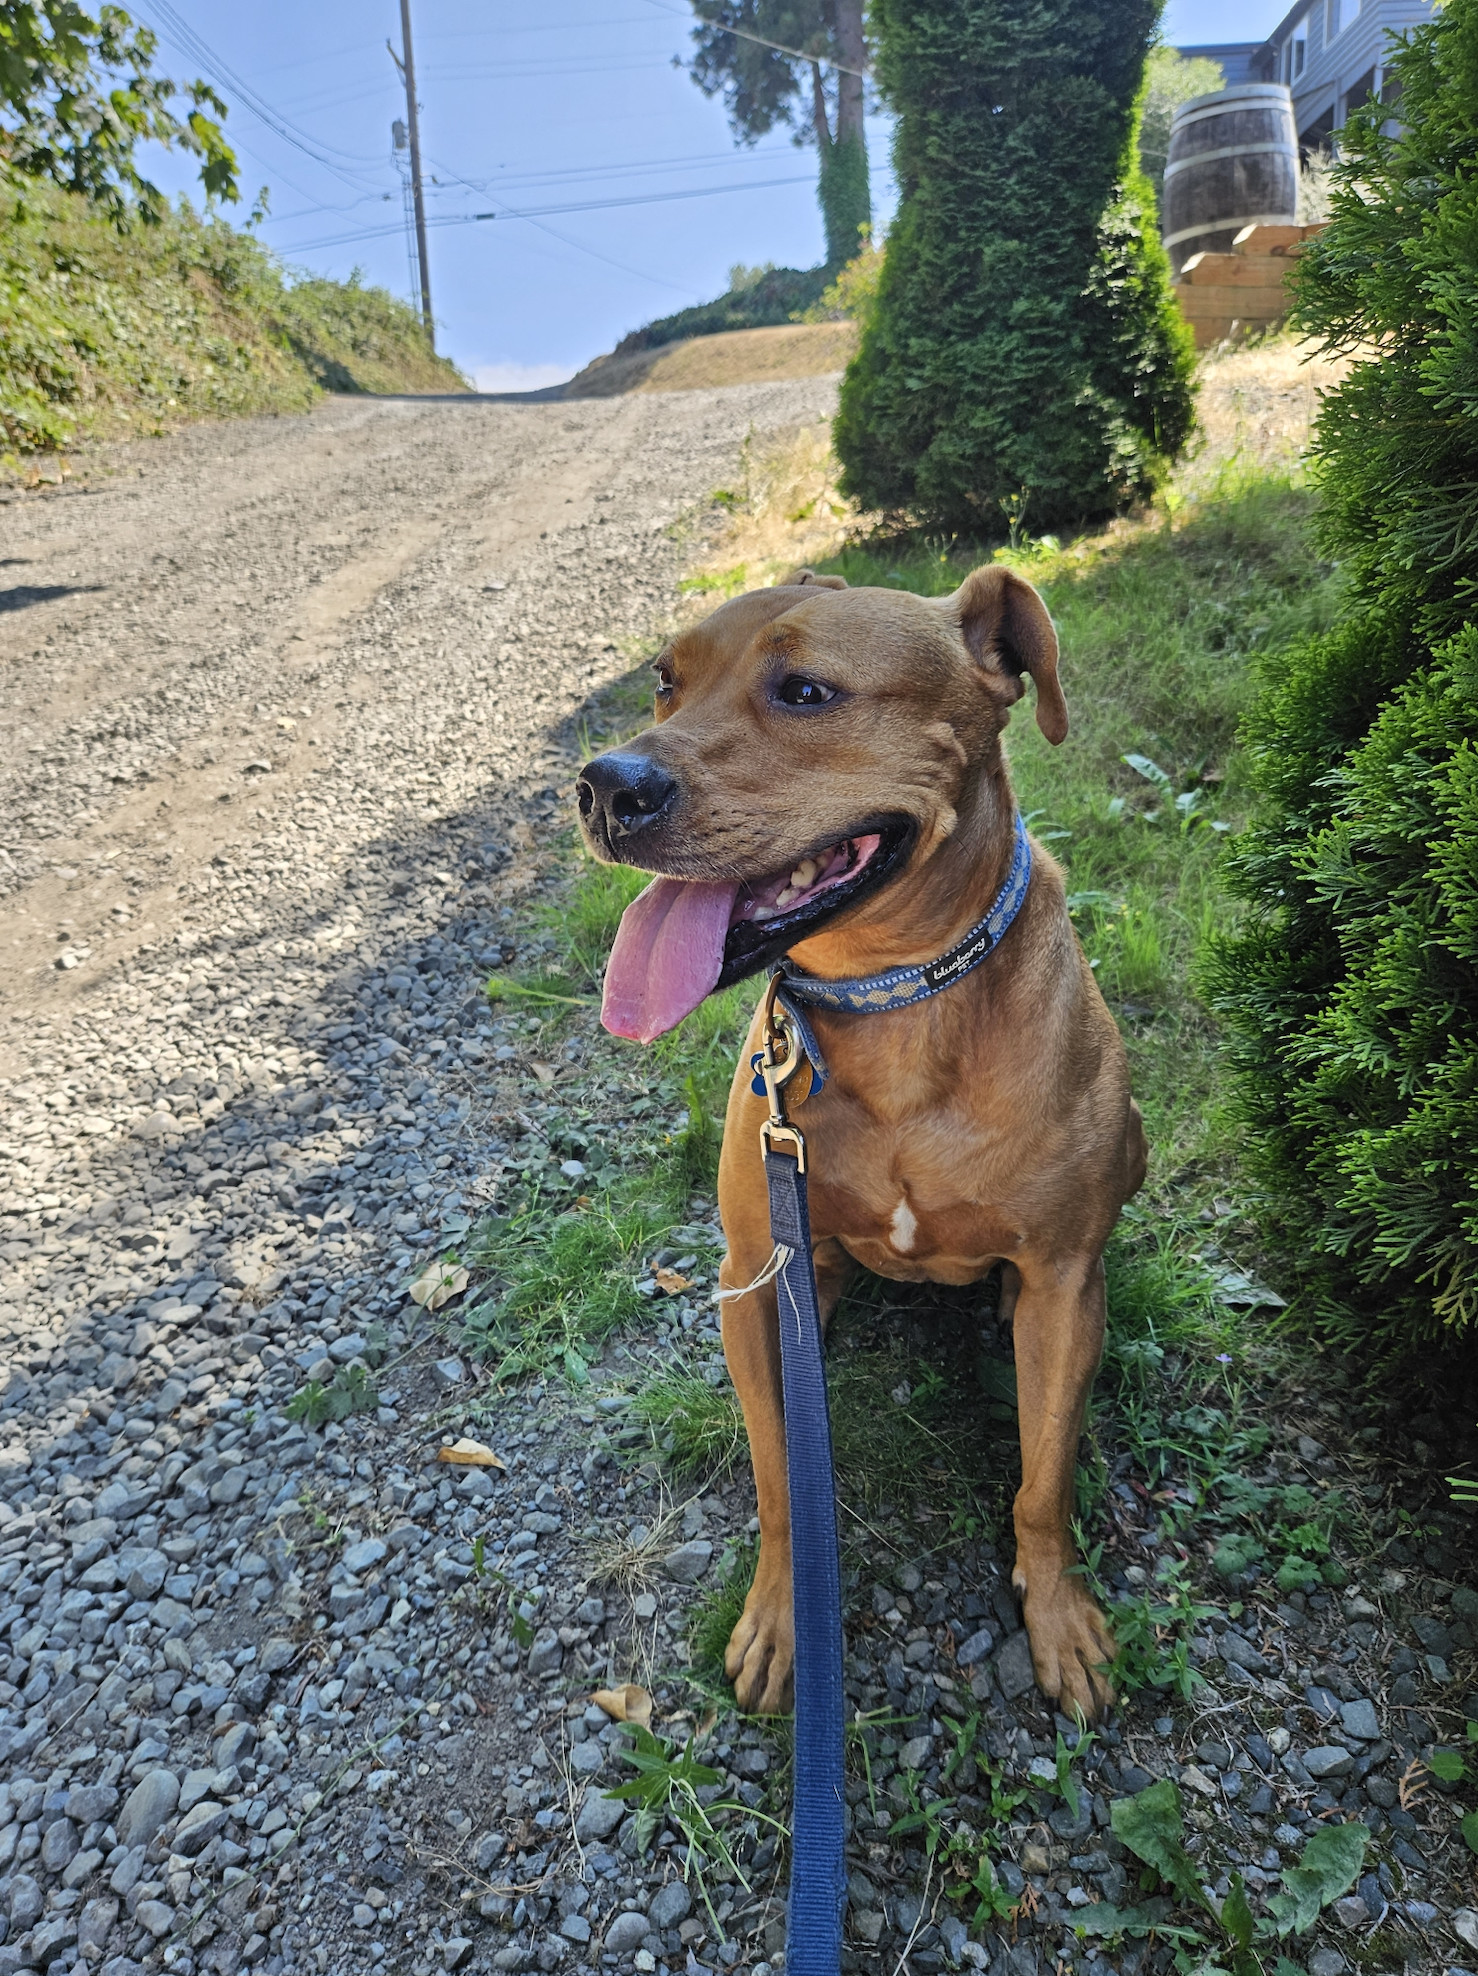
815, 0, 870, 268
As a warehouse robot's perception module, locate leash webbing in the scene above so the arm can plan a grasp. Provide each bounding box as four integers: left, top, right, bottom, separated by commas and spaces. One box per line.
765, 1144, 847, 1972
744, 823, 1036, 1970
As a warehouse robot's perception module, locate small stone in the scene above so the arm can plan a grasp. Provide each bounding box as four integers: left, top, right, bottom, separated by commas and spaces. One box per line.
40, 1815, 80, 1872
571, 1740, 604, 1777
852, 1910, 885, 1945
527, 1628, 562, 1675
8, 1875, 43, 1929
78, 1895, 120, 1954
29, 1915, 79, 1966
1180, 1766, 1218, 1799
1338, 1698, 1380, 1743
605, 1911, 650, 1953
1308, 1951, 1345, 1976
649, 1880, 692, 1929
117, 1770, 180, 1848
994, 1628, 1036, 1701
956, 1626, 994, 1666
662, 1540, 713, 1584
939, 1914, 969, 1960
442, 1940, 474, 1971
1453, 1910, 1478, 1953
66, 1784, 119, 1825
574, 1787, 625, 1842
561, 1913, 592, 1943
1303, 1745, 1354, 1779
432, 1357, 465, 1388
900, 1734, 934, 1771
135, 1900, 174, 1939
179, 1768, 218, 1813
1333, 1895, 1368, 1930
173, 1798, 228, 1855
342, 1537, 388, 1574
117, 1547, 168, 1600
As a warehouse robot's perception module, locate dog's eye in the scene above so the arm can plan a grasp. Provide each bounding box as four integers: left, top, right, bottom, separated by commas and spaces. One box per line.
777, 675, 836, 708
654, 662, 675, 697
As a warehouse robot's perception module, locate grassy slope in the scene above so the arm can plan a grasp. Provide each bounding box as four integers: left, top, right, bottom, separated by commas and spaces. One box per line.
0, 177, 464, 464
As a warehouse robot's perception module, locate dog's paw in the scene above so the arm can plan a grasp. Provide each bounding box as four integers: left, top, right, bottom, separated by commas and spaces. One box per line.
724, 1583, 794, 1715
1021, 1575, 1117, 1722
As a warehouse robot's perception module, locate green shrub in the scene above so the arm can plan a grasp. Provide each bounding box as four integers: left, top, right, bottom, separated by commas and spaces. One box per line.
0, 177, 463, 457
1203, 0, 1478, 1351
612, 263, 831, 357
833, 0, 1195, 534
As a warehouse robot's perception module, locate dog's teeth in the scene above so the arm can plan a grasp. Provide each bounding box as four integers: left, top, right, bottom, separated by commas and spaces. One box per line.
752, 905, 776, 921
773, 886, 797, 908
790, 859, 818, 890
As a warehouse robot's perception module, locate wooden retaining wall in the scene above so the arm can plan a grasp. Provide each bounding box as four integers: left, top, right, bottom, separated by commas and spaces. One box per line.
1172, 222, 1325, 349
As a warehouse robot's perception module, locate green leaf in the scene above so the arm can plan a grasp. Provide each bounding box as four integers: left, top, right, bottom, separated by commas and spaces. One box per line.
1266, 1821, 1368, 1936
1220, 1873, 1255, 1953
1123, 752, 1173, 795
1110, 1781, 1207, 1911
1460, 1810, 1478, 1856
1427, 1748, 1466, 1782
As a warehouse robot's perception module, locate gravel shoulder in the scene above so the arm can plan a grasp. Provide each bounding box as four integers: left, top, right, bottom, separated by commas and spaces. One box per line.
0, 379, 834, 1976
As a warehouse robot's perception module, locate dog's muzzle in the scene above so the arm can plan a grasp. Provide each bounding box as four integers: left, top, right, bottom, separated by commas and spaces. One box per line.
576, 751, 678, 857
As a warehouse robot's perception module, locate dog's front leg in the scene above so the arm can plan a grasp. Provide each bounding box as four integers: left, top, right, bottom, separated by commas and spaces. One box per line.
718, 1225, 852, 1714
1009, 1255, 1117, 1721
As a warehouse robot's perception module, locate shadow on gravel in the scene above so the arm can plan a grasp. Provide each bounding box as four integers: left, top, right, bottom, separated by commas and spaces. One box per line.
0, 582, 106, 612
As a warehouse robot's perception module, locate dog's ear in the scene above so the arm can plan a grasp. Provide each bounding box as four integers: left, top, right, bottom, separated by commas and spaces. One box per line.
946, 564, 1068, 745
782, 568, 848, 590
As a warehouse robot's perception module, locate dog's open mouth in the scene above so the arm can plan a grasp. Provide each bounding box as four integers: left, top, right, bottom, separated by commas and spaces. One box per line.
601, 817, 913, 1042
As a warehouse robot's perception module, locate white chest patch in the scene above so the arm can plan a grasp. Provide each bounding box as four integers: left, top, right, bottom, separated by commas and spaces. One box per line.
889, 1198, 918, 1253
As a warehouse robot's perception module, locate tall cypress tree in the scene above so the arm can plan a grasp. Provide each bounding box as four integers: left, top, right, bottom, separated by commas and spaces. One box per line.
834, 0, 1194, 534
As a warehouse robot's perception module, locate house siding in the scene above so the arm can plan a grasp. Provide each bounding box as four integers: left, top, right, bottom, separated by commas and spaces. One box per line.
1260, 0, 1436, 145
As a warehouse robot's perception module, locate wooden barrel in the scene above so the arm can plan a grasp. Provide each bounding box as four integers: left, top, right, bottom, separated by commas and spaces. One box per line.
1162, 84, 1298, 275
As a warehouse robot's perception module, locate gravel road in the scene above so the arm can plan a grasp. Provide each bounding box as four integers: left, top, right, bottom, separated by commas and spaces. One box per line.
0, 380, 837, 1976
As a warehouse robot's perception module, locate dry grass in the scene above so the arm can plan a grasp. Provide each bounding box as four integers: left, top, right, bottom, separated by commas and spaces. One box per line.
679, 332, 1350, 600
678, 417, 853, 608
1177, 334, 1352, 498
564, 322, 856, 399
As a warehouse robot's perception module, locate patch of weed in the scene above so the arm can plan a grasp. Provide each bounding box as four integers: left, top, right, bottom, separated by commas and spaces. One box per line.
686, 1539, 757, 1694
285, 1363, 378, 1426
631, 1367, 748, 1478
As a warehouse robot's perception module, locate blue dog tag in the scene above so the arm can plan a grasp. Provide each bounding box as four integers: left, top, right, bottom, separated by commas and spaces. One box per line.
750, 1051, 767, 1098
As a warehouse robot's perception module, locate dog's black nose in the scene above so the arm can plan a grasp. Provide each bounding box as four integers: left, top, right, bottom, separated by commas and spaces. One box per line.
576, 751, 678, 841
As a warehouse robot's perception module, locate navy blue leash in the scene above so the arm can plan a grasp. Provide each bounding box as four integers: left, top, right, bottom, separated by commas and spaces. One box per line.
746, 821, 1035, 1971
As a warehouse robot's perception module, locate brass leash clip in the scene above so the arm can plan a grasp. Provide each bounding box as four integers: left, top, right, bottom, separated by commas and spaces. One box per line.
757, 974, 807, 1172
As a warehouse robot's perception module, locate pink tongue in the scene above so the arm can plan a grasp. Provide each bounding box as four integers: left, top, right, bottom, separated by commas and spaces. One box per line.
601, 876, 739, 1043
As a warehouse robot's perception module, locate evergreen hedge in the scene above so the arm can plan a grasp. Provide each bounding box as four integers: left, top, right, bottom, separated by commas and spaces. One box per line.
1203, 0, 1478, 1352
833, 0, 1195, 534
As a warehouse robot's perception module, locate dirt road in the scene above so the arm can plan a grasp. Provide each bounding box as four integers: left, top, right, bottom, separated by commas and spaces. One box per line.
0, 380, 835, 1976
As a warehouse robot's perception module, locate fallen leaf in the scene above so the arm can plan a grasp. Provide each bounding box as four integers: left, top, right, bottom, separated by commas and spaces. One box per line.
408, 1261, 469, 1311
653, 1267, 692, 1296
592, 1683, 652, 1729
530, 1061, 557, 1085
437, 1437, 506, 1470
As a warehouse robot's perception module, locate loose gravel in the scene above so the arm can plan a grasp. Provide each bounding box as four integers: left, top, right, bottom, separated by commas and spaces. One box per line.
0, 380, 834, 1976
2, 379, 1478, 1976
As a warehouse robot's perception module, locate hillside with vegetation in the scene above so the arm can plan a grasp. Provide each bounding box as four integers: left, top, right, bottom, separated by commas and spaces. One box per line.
0, 182, 464, 464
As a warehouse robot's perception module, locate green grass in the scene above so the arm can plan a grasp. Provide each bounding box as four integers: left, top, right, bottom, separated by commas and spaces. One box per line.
0, 177, 463, 460
630, 1369, 748, 1477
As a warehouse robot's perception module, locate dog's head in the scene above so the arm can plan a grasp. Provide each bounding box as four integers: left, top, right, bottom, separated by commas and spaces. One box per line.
577, 565, 1066, 1040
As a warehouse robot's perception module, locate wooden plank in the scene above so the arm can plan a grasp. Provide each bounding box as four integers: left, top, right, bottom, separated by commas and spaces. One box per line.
1178, 253, 1298, 290
1175, 287, 1290, 319
1232, 222, 1314, 254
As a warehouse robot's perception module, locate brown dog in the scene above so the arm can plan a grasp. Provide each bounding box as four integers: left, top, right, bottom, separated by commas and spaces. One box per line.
577, 565, 1146, 1722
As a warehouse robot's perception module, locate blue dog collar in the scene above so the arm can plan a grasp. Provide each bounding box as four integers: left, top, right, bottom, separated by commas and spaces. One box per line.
751, 812, 1033, 1095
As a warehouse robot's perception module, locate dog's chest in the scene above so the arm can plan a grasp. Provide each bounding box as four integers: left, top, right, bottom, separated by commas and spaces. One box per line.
807, 1112, 1025, 1286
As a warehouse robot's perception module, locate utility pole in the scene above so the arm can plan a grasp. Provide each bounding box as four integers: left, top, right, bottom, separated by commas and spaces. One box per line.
389, 0, 433, 349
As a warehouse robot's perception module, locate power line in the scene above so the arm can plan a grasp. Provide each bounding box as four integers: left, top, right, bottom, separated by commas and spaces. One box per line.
281, 173, 814, 255
136, 0, 389, 181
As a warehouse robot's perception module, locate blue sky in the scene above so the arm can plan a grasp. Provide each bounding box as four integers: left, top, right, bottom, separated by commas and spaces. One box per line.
134, 1, 1288, 389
